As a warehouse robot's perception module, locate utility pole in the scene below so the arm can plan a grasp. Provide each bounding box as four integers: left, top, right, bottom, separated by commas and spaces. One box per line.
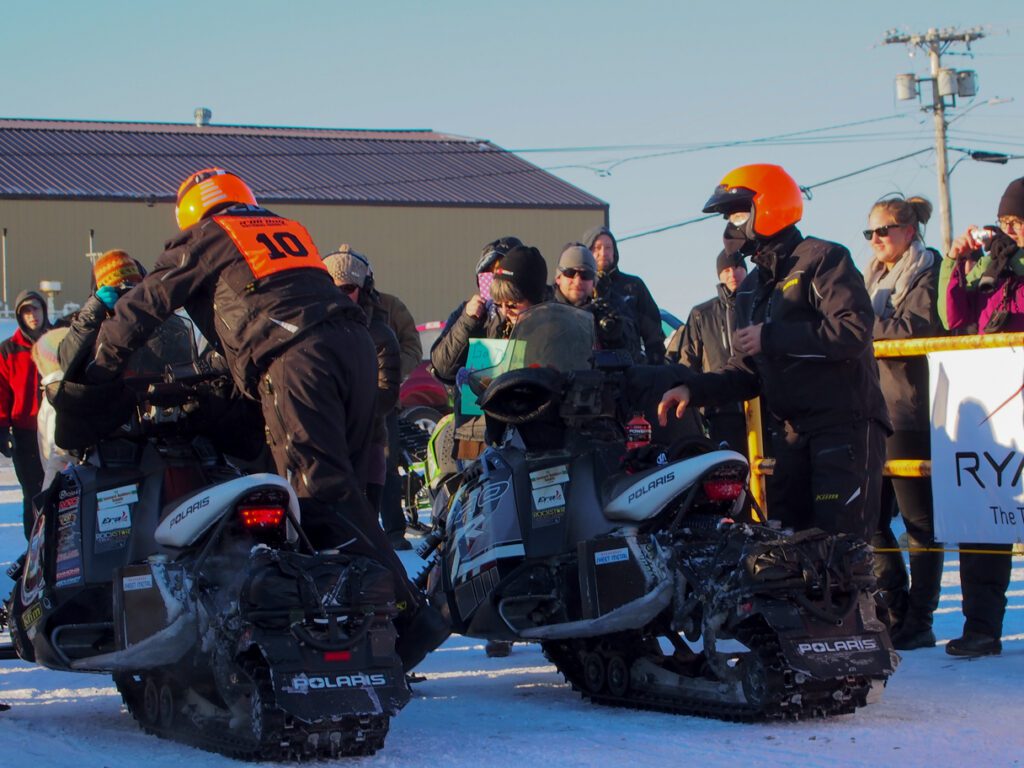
884, 26, 985, 254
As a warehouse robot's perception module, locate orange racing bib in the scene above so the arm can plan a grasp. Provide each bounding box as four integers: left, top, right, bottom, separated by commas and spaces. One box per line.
213, 215, 326, 280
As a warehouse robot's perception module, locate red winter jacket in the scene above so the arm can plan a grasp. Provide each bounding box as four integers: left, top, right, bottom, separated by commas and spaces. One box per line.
0, 327, 42, 430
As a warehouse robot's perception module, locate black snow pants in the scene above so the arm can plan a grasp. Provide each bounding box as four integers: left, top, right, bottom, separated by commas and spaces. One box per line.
871, 430, 943, 632
258, 318, 417, 608
958, 545, 1012, 639
768, 419, 887, 541
13, 427, 44, 539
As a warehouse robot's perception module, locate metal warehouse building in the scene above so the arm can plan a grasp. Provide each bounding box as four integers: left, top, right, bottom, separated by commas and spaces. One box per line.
0, 117, 607, 322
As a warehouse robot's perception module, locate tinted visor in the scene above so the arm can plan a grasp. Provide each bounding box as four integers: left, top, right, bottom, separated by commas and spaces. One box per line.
703, 185, 756, 216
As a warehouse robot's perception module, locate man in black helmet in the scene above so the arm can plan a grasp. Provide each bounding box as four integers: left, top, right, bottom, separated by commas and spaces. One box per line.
656, 164, 890, 541
582, 226, 665, 364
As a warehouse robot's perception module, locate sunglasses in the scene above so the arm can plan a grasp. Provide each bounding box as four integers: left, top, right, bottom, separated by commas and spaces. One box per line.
496, 301, 527, 311
862, 224, 903, 240
339, 283, 359, 295
998, 216, 1024, 231
560, 268, 596, 281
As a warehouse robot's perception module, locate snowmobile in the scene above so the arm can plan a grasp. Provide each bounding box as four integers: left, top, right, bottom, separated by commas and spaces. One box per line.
1, 319, 409, 758
416, 302, 898, 721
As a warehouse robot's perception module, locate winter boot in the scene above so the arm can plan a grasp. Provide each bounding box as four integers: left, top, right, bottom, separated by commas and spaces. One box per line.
485, 640, 513, 658
946, 631, 1002, 658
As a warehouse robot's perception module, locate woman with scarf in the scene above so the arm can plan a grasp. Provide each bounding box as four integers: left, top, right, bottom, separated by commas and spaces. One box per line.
863, 195, 944, 651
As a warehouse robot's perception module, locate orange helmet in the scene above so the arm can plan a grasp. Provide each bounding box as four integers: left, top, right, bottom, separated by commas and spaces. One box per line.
175, 168, 257, 230
702, 164, 803, 238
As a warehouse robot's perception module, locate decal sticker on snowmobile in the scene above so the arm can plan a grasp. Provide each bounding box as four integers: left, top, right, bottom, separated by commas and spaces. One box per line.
283, 672, 388, 694
97, 484, 139, 509
98, 505, 131, 533
594, 547, 630, 566
122, 573, 154, 592
22, 513, 47, 602
476, 481, 511, 509
532, 505, 565, 528
53, 473, 83, 586
795, 636, 880, 655
529, 465, 569, 489
20, 600, 43, 630
532, 485, 565, 511
627, 471, 676, 504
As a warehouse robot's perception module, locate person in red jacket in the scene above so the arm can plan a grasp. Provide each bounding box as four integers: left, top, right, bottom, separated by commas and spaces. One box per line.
0, 290, 50, 537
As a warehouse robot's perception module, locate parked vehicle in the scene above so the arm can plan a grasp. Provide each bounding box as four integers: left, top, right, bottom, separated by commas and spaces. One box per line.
416, 303, 898, 720
1, 325, 409, 759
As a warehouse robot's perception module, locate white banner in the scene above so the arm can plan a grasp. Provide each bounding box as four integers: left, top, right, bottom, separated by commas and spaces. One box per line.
929, 346, 1024, 544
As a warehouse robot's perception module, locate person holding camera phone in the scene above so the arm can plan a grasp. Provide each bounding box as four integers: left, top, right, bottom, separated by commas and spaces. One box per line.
939, 176, 1024, 657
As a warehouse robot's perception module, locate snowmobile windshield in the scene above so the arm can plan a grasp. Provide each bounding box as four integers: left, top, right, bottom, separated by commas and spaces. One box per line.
468, 302, 595, 393
122, 311, 199, 379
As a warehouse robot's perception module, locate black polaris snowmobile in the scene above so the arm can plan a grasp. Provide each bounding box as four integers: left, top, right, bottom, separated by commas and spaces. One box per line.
417, 303, 898, 721
3, 320, 409, 758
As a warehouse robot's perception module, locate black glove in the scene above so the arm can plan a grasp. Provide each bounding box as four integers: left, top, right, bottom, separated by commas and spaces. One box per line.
979, 230, 1021, 289
0, 428, 12, 458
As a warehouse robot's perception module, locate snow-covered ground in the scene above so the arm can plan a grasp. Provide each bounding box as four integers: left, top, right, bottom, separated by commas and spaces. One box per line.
1, 460, 1022, 767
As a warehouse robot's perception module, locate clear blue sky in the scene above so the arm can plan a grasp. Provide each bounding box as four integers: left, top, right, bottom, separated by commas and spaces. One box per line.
3, 0, 1023, 318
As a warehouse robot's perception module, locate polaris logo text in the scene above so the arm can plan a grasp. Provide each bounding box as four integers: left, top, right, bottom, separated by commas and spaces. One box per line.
627, 472, 676, 503
796, 637, 879, 654
169, 496, 210, 527
286, 673, 387, 693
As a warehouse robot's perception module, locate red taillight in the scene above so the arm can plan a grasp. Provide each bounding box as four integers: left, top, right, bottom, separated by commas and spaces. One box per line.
702, 479, 744, 502
324, 650, 353, 662
239, 506, 285, 528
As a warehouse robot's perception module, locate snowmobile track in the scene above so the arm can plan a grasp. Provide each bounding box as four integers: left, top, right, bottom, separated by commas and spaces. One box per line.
114, 662, 391, 761
543, 628, 873, 723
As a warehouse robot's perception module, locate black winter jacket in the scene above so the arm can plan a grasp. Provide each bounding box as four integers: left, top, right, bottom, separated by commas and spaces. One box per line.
871, 260, 943, 431
582, 226, 665, 363
551, 287, 642, 361
90, 207, 363, 398
668, 227, 891, 434
430, 301, 508, 385
673, 284, 742, 417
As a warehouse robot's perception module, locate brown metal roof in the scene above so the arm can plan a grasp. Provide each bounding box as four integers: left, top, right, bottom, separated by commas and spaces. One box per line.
0, 118, 606, 210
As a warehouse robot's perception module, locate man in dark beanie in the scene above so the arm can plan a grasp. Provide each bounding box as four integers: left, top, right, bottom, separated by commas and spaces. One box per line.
582, 226, 665, 363
668, 240, 748, 454
0, 290, 51, 537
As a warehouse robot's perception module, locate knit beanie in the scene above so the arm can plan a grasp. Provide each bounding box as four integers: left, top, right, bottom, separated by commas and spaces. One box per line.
997, 177, 1024, 219
493, 245, 548, 304
716, 249, 747, 275
558, 243, 597, 273
323, 244, 371, 287
93, 249, 143, 289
